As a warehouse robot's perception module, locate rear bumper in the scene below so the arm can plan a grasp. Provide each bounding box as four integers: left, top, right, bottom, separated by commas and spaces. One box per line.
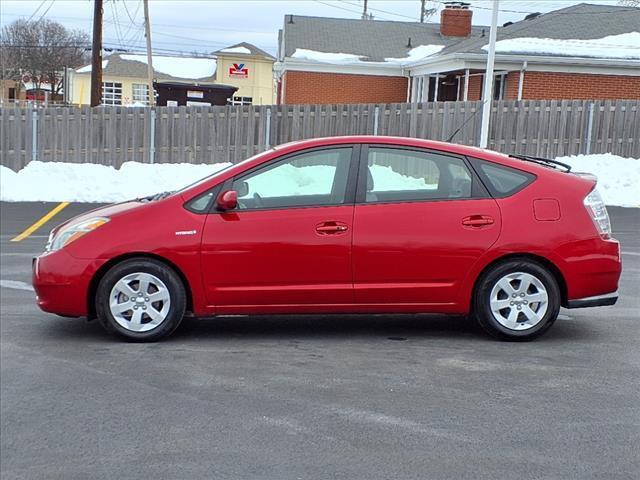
566, 291, 618, 309
32, 250, 105, 317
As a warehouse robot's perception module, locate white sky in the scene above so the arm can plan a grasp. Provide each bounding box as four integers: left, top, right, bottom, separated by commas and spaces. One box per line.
0, 0, 628, 56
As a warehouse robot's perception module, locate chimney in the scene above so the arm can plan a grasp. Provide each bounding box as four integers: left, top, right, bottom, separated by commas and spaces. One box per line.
440, 2, 472, 38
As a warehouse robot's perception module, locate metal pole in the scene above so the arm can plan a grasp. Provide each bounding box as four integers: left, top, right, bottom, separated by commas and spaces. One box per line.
31, 109, 38, 162
463, 68, 470, 101
265, 107, 272, 149
585, 102, 595, 155
143, 0, 155, 106
517, 61, 527, 101
149, 108, 156, 163
373, 105, 380, 135
433, 73, 439, 102
479, 0, 499, 149
420, 0, 426, 22
90, 0, 103, 107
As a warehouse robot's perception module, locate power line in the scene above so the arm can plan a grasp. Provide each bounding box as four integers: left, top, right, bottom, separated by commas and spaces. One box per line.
25, 0, 49, 22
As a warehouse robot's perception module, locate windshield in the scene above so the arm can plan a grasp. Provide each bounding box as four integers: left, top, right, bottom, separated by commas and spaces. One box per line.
176, 148, 276, 193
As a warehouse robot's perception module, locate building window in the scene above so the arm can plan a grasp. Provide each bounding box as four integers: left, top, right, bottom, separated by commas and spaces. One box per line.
132, 83, 149, 104
229, 96, 253, 106
102, 82, 122, 105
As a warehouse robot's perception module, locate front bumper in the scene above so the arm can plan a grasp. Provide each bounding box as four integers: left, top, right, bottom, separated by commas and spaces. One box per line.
32, 249, 106, 317
566, 291, 618, 308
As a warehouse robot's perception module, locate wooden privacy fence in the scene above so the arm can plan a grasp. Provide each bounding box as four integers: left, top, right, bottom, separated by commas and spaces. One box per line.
1, 99, 638, 170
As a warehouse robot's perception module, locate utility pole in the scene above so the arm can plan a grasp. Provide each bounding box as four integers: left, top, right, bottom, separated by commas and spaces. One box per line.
361, 0, 368, 19
420, 0, 426, 22
479, 0, 499, 149
143, 0, 155, 106
90, 0, 103, 107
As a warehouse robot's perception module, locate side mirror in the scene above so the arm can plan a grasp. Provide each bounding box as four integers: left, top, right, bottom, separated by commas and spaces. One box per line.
216, 190, 238, 211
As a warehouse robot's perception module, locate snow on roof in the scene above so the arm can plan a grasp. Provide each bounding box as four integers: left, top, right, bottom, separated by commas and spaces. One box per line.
291, 45, 444, 66
76, 60, 108, 73
219, 46, 252, 55
384, 45, 445, 64
291, 49, 366, 64
483, 32, 640, 60
120, 54, 216, 79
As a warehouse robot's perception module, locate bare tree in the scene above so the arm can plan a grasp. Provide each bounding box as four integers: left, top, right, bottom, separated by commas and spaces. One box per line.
1, 19, 90, 97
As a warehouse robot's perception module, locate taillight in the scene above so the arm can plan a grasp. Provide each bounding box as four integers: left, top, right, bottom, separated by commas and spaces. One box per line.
583, 188, 611, 239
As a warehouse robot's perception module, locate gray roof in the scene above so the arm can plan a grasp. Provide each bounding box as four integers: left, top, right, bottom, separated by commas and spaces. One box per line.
213, 42, 276, 60
442, 3, 640, 56
281, 15, 486, 62
282, 3, 640, 62
76, 53, 217, 83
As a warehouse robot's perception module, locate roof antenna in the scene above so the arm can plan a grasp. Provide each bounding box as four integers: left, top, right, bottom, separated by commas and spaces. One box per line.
288, 14, 294, 24
406, 37, 412, 48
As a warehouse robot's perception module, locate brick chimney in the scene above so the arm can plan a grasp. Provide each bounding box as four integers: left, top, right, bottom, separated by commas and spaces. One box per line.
440, 2, 472, 37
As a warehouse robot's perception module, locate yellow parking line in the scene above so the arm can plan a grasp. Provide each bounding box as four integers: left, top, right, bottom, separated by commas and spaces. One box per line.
11, 202, 70, 242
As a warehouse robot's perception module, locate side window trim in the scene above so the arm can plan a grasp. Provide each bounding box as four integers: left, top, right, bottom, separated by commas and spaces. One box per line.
211, 145, 360, 213
355, 144, 489, 205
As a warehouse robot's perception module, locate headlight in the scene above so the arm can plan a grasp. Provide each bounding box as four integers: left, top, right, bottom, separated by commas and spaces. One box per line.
46, 217, 110, 252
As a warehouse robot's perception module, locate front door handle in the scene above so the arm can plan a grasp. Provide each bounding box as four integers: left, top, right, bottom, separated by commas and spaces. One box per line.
316, 221, 349, 235
462, 215, 494, 227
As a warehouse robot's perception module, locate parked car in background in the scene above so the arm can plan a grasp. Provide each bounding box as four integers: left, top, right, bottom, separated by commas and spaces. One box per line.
32, 136, 621, 341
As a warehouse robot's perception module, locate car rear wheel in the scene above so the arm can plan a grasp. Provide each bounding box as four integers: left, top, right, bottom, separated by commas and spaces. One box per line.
474, 260, 560, 341
96, 258, 186, 341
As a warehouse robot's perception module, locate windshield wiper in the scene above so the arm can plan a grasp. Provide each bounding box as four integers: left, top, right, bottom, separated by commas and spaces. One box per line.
509, 154, 572, 172
136, 191, 175, 202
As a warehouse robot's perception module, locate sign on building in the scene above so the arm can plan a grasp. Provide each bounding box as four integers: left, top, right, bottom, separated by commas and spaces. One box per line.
229, 63, 249, 78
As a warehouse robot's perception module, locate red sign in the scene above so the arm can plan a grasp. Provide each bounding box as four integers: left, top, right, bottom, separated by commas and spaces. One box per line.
229, 63, 248, 78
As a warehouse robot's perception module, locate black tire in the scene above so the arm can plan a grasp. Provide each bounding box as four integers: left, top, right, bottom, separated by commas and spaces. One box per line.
96, 258, 186, 341
473, 259, 561, 341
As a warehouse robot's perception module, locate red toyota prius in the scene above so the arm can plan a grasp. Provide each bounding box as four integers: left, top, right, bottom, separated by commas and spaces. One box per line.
32, 136, 621, 341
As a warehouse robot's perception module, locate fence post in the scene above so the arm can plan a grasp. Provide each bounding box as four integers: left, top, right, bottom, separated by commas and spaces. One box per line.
265, 106, 272, 149
149, 108, 156, 163
584, 102, 595, 155
31, 109, 39, 162
373, 105, 380, 135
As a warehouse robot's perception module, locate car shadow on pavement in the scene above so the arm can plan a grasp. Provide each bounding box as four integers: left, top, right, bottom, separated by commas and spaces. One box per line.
35, 312, 599, 344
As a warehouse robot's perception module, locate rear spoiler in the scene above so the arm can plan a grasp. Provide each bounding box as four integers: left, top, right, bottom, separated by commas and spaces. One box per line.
509, 154, 572, 172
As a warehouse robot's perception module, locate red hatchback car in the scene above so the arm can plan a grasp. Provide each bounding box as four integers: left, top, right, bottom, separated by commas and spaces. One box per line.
33, 136, 621, 341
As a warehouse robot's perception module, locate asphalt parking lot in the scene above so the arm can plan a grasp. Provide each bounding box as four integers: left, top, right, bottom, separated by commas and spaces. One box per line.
1, 202, 639, 479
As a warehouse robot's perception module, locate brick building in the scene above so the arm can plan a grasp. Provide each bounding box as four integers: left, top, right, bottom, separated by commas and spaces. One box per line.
275, 3, 640, 105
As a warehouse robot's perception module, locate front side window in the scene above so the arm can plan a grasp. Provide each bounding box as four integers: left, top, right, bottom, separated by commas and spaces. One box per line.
231, 148, 352, 210
228, 96, 253, 106
132, 83, 150, 104
364, 147, 473, 203
102, 82, 122, 105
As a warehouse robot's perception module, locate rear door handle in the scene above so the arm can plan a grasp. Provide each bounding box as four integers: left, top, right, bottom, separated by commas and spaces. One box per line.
316, 221, 349, 235
462, 215, 494, 227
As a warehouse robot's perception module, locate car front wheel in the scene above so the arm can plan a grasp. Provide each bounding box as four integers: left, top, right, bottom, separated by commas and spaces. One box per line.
96, 258, 186, 341
474, 259, 561, 341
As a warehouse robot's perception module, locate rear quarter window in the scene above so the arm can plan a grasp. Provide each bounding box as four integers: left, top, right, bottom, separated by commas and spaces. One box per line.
475, 160, 535, 197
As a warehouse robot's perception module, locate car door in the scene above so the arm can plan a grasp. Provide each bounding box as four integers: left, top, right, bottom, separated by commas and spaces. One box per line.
200, 146, 358, 312
352, 145, 501, 307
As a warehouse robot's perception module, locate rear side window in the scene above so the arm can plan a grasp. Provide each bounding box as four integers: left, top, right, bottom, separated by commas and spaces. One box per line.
476, 161, 535, 197
363, 147, 474, 203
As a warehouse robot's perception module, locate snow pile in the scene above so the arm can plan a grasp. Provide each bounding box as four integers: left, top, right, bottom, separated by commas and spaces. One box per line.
219, 46, 252, 54
120, 54, 216, 79
76, 59, 108, 73
483, 32, 640, 60
244, 164, 336, 197
370, 165, 437, 190
0, 161, 230, 203
291, 49, 366, 64
385, 45, 445, 64
556, 154, 640, 208
1, 154, 637, 206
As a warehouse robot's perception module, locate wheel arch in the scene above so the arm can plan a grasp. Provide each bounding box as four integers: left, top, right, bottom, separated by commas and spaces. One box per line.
471, 253, 568, 310
87, 252, 194, 319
